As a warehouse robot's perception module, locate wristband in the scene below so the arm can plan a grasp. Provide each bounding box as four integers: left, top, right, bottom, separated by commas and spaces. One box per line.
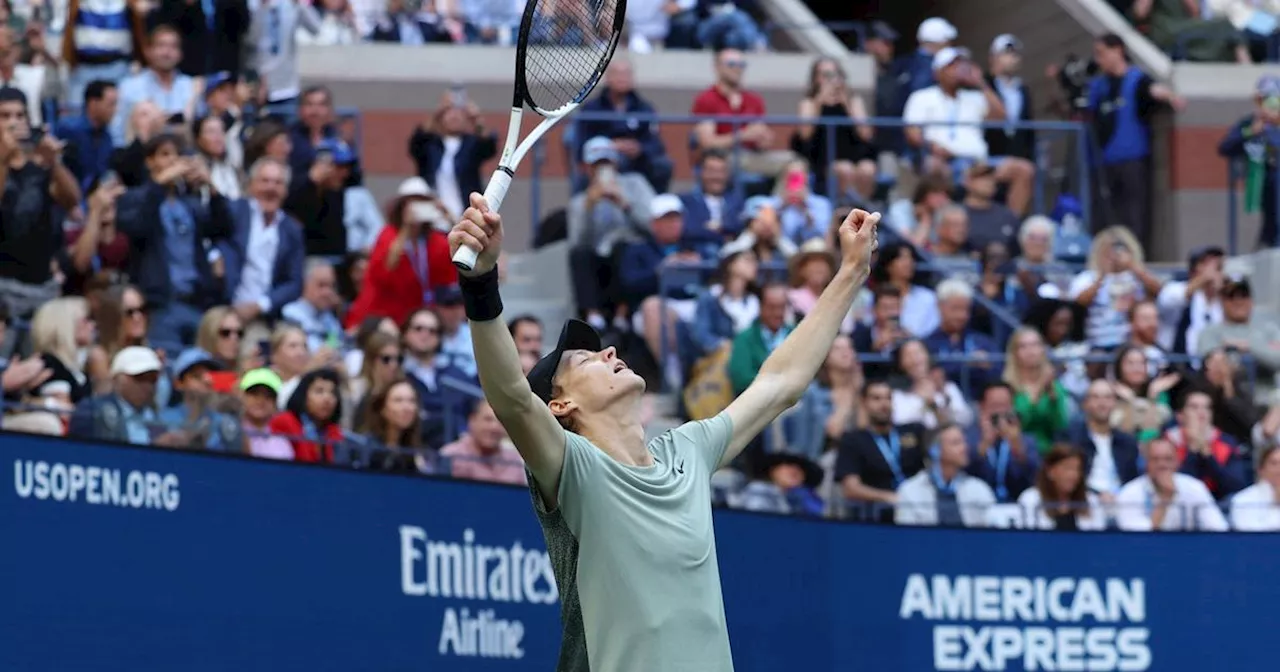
459, 268, 503, 322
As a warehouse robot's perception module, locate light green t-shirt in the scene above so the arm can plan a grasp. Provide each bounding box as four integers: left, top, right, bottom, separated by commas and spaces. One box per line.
528, 412, 736, 672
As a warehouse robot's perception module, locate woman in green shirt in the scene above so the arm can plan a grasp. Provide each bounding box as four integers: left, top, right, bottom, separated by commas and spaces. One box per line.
1004, 327, 1071, 453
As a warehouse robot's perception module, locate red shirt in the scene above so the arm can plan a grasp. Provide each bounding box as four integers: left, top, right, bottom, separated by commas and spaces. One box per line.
691, 85, 768, 148
346, 225, 458, 328
65, 226, 130, 271
267, 411, 344, 463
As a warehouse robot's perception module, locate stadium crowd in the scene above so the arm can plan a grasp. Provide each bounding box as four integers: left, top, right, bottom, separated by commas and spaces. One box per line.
0, 4, 1278, 533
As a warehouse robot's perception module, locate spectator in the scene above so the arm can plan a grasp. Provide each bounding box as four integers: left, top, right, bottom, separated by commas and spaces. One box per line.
192, 115, 242, 200
1196, 277, 1280, 399
243, 120, 293, 177
961, 162, 1020, 251
1111, 344, 1179, 441
929, 205, 971, 262
0, 27, 46, 127
69, 346, 177, 446
567, 135, 656, 259
346, 178, 457, 328
224, 157, 305, 339
924, 280, 1000, 394
970, 241, 1030, 343
902, 17, 957, 101
285, 138, 358, 258
727, 283, 791, 394
296, 0, 359, 45
28, 297, 96, 409
1025, 298, 1091, 398
1017, 445, 1106, 530
684, 248, 759, 366
108, 99, 166, 187
575, 58, 672, 193
719, 196, 797, 263
784, 334, 862, 461
792, 56, 877, 201
60, 0, 146, 109
869, 242, 937, 337
441, 398, 527, 485
1255, 403, 1280, 456
434, 287, 477, 378
1067, 227, 1161, 350
408, 92, 497, 221
984, 34, 1036, 166
1156, 245, 1224, 355
246, 0, 321, 106
269, 323, 319, 408
111, 24, 197, 146
368, 0, 452, 44
771, 158, 833, 244
1126, 299, 1167, 371
345, 330, 405, 428
679, 150, 744, 240
507, 315, 543, 359
359, 378, 430, 473
865, 21, 903, 154
1063, 379, 1142, 503
282, 258, 344, 353
0, 88, 82, 318
1219, 77, 1280, 248
458, 0, 524, 45
1131, 0, 1244, 62
695, 0, 765, 51
269, 367, 344, 463
1230, 444, 1280, 531
239, 367, 293, 459
851, 285, 909, 381
154, 0, 250, 76
1167, 388, 1249, 500
892, 338, 973, 429
159, 348, 242, 451
65, 177, 129, 292
691, 47, 795, 178
1199, 347, 1260, 442
1003, 327, 1070, 451
885, 175, 952, 247
1014, 216, 1056, 282
967, 382, 1039, 503
115, 133, 232, 355
55, 79, 118, 192
896, 423, 997, 527
1087, 34, 1184, 247
732, 451, 825, 516
195, 306, 246, 373
836, 379, 927, 522
1115, 436, 1228, 531
200, 72, 246, 168
86, 284, 154, 394
786, 239, 836, 321
400, 306, 470, 449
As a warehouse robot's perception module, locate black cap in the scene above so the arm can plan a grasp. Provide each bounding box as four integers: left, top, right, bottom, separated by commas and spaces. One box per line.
868, 21, 899, 42
1188, 245, 1225, 268
527, 319, 602, 404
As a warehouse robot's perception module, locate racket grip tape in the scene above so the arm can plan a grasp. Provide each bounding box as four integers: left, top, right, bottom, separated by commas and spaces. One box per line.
452, 168, 513, 272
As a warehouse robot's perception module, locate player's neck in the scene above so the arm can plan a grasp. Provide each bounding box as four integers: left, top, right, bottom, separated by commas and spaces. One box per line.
577, 401, 651, 467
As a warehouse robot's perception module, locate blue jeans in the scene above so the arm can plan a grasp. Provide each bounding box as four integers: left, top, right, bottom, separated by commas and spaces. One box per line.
147, 300, 205, 358
697, 10, 764, 51
66, 61, 132, 114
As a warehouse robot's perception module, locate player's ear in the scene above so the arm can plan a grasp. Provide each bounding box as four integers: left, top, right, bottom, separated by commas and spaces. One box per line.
548, 398, 577, 420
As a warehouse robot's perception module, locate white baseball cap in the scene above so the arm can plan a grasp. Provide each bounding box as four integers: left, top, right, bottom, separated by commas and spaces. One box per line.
932, 47, 969, 72
650, 193, 684, 218
110, 346, 163, 377
917, 17, 957, 44
991, 33, 1023, 54
397, 176, 435, 198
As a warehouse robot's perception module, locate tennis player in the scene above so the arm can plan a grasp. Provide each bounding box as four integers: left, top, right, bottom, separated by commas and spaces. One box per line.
448, 192, 879, 672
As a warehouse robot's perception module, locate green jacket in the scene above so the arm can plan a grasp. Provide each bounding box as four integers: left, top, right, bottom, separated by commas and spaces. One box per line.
1013, 381, 1072, 454
727, 321, 792, 394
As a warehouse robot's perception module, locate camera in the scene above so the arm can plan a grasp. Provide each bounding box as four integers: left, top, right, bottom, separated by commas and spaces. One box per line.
1057, 54, 1098, 114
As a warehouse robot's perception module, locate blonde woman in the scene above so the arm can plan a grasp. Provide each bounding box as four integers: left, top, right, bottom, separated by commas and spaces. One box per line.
29, 297, 97, 408
271, 323, 342, 409
1065, 227, 1164, 349
196, 306, 247, 372
344, 331, 404, 430
1003, 327, 1071, 453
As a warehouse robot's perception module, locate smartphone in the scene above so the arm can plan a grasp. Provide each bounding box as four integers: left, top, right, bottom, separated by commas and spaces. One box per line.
784, 171, 806, 193
101, 169, 119, 186
596, 163, 617, 187
167, 112, 186, 126
448, 83, 468, 107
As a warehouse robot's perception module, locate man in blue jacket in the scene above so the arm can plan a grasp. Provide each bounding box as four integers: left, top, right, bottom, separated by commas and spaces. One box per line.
222, 157, 306, 336
573, 59, 672, 193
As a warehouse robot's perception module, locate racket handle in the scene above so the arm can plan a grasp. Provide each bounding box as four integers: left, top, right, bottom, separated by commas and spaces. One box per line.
452, 169, 513, 272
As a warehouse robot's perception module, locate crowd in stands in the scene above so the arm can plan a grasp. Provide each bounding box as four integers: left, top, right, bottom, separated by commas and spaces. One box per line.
0, 4, 1277, 531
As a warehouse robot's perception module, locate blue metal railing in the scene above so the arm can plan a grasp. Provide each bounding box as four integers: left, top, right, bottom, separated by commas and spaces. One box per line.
535, 113, 1092, 232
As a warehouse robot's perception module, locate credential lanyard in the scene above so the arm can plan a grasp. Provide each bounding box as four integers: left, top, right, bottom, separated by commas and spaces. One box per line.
874, 430, 906, 487
988, 440, 1010, 502
406, 239, 434, 304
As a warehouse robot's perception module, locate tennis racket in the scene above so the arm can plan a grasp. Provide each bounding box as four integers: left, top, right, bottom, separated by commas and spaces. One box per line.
451, 0, 627, 271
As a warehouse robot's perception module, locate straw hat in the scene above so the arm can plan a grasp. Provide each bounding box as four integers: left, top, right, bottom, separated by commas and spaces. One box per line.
788, 238, 838, 285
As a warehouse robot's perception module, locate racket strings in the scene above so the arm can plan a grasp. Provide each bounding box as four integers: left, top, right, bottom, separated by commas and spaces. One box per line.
523, 0, 619, 112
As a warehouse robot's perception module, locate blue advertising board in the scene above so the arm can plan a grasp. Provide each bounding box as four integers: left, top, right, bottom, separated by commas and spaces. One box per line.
3, 434, 1279, 671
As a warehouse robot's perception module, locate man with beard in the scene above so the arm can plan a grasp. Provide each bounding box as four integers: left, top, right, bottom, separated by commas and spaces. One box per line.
111, 24, 196, 145
835, 379, 927, 522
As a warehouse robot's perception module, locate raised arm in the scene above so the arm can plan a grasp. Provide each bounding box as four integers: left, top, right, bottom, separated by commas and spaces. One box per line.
448, 193, 567, 505
719, 209, 878, 467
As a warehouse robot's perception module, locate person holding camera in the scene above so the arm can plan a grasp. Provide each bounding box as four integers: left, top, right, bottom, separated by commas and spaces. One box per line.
965, 381, 1040, 504
1218, 76, 1280, 248
0, 87, 82, 317
284, 137, 356, 258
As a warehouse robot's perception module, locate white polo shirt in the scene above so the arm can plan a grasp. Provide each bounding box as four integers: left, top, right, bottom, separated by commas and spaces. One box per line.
903, 85, 990, 160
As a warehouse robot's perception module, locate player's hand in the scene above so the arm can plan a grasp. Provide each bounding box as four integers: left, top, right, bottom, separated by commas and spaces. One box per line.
449, 192, 504, 277
837, 208, 880, 277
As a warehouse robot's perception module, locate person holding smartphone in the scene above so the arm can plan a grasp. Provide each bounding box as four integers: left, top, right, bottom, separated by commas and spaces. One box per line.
1218, 75, 1280, 248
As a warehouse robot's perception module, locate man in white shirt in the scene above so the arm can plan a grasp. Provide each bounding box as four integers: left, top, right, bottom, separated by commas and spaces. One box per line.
1067, 380, 1142, 503
1155, 245, 1224, 354
903, 47, 1005, 171
896, 423, 996, 527
1115, 437, 1229, 532
1230, 444, 1280, 531
0, 27, 46, 127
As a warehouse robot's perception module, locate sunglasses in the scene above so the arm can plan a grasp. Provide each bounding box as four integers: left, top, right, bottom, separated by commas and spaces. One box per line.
219, 328, 246, 339
723, 59, 747, 69
410, 324, 439, 335
124, 306, 147, 319
379, 354, 405, 366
